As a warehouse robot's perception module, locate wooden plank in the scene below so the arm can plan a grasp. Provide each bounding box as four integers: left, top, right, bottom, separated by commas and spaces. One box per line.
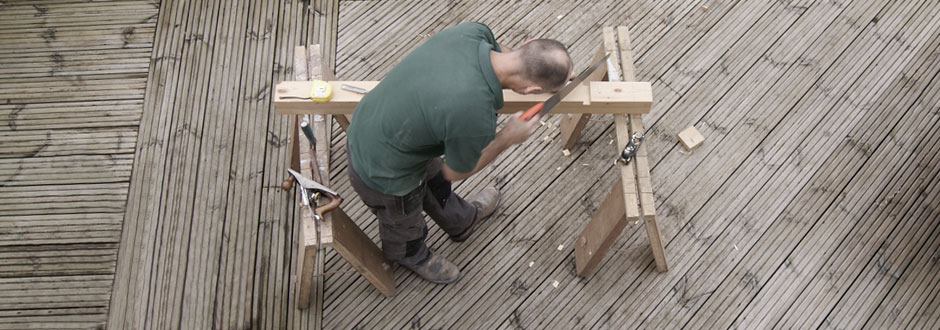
0, 307, 109, 320
0, 154, 133, 187
295, 111, 323, 310
158, 0, 225, 327
211, 1, 279, 327
297, 41, 395, 307
295, 46, 311, 80
574, 179, 628, 276
0, 100, 143, 131
0, 185, 128, 204
255, 1, 325, 328
274, 80, 653, 115
310, 114, 331, 184
0, 129, 137, 158
559, 44, 609, 151
630, 115, 667, 272
108, 0, 186, 327
287, 45, 307, 175
328, 207, 397, 297
0, 211, 122, 246
333, 114, 350, 131
573, 26, 642, 277
618, 24, 664, 273
334, 0, 455, 80
866, 216, 940, 329
0, 244, 118, 278
296, 42, 333, 312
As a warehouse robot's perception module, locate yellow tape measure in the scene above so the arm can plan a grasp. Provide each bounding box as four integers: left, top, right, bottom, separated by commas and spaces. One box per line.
310, 80, 332, 102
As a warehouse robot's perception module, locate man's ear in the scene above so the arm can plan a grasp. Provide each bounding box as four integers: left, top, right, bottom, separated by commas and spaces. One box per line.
522, 85, 543, 95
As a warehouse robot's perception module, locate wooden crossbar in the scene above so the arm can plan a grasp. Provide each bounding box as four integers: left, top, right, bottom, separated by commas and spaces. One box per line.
274, 81, 652, 115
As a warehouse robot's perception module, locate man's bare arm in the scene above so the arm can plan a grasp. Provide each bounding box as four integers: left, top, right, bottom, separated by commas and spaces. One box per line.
442, 112, 538, 181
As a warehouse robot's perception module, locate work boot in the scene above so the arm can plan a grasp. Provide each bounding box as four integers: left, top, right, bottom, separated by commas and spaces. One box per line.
402, 250, 460, 284
450, 187, 500, 242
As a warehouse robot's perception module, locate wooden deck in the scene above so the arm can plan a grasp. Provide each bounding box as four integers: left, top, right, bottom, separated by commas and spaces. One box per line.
1, 0, 938, 329
0, 1, 158, 328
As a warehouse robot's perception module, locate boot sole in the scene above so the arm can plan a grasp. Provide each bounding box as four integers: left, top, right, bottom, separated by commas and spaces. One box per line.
426, 273, 461, 284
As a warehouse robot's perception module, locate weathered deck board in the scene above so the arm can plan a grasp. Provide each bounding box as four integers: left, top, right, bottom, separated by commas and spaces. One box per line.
322, 1, 940, 329
106, 0, 338, 329
0, 0, 157, 328
5, 0, 940, 329
740, 10, 940, 328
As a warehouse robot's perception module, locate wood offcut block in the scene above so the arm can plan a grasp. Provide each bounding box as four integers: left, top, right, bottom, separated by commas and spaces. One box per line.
678, 126, 705, 151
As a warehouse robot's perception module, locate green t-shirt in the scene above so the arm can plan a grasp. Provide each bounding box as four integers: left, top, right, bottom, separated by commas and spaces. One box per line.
347, 22, 504, 196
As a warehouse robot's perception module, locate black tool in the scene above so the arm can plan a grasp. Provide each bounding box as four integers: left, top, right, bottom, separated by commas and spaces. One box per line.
617, 132, 644, 165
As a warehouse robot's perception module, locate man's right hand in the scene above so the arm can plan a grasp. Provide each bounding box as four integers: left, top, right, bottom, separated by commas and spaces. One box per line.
443, 111, 540, 182
496, 112, 540, 146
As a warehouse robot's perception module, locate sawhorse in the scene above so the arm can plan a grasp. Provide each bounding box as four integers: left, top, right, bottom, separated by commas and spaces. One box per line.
278, 27, 667, 306
286, 45, 395, 310
568, 27, 668, 276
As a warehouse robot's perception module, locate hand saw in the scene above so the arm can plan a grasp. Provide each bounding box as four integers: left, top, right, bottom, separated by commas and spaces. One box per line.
520, 54, 609, 121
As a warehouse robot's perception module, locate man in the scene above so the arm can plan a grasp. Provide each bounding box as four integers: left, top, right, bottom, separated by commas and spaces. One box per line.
346, 22, 573, 284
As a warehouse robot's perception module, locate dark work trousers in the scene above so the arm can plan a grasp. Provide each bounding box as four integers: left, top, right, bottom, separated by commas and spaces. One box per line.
347, 156, 477, 266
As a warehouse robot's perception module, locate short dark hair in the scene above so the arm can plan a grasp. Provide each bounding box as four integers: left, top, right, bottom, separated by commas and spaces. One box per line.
520, 39, 571, 89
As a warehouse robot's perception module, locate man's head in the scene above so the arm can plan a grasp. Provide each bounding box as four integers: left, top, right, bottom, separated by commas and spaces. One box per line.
492, 39, 573, 95
518, 39, 573, 94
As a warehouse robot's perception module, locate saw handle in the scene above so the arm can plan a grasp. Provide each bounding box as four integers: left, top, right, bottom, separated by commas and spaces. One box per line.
520, 102, 544, 121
